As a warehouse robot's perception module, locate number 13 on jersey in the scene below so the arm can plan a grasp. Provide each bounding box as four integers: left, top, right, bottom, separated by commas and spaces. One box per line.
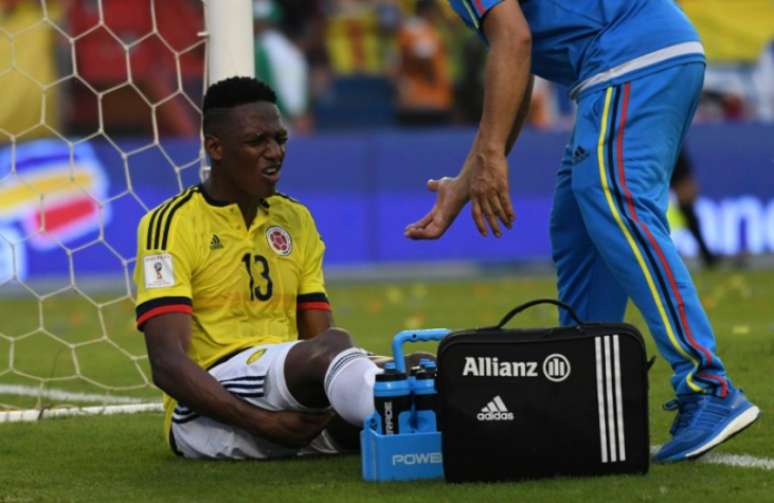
242, 253, 273, 301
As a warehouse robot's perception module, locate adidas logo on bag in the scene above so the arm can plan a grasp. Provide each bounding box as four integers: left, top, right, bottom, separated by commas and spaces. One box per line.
209, 234, 223, 250
477, 395, 515, 422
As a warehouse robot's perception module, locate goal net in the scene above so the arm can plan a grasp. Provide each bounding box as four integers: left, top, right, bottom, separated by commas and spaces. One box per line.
0, 0, 253, 421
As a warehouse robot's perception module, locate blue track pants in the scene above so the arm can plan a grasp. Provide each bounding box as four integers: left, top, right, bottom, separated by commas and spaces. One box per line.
551, 63, 730, 396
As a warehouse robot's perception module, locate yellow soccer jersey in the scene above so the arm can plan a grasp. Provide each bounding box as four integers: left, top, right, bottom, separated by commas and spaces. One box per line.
133, 184, 330, 435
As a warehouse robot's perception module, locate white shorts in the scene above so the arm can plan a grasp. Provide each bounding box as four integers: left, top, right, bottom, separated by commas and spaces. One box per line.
170, 342, 347, 460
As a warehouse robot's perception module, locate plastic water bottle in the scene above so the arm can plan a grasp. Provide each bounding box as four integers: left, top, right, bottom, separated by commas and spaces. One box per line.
373, 362, 412, 435
412, 359, 438, 432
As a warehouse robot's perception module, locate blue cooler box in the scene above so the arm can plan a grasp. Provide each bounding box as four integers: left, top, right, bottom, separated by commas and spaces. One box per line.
360, 329, 449, 482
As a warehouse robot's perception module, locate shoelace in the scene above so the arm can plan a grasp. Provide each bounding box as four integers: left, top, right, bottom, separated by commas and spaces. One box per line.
664, 395, 703, 435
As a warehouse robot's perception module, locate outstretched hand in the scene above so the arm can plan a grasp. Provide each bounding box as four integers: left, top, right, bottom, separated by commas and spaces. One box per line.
404, 177, 468, 240
404, 153, 516, 240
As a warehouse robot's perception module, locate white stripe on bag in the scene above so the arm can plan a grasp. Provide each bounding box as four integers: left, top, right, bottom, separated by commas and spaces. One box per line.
613, 335, 627, 461
595, 337, 608, 463
604, 336, 618, 462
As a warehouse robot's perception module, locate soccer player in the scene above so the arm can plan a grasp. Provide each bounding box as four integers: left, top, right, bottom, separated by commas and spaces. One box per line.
405, 0, 759, 462
134, 77, 381, 459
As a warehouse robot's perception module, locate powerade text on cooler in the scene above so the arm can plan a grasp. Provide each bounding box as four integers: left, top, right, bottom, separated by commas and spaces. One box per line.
373, 362, 412, 434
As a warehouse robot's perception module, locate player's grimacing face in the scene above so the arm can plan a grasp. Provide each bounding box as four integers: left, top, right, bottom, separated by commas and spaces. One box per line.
218, 102, 288, 199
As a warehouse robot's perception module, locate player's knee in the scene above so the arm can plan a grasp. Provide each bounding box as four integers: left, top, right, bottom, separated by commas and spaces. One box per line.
307, 328, 355, 367
319, 327, 354, 348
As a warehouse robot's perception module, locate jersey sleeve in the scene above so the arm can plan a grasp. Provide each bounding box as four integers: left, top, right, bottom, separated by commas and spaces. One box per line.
133, 209, 197, 330
447, 0, 504, 37
296, 207, 330, 311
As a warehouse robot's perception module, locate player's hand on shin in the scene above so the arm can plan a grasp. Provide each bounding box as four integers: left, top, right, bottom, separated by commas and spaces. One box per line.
404, 176, 468, 240
256, 409, 334, 449
468, 151, 515, 237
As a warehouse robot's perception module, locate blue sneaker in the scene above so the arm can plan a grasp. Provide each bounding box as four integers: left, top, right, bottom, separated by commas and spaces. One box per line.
654, 387, 760, 463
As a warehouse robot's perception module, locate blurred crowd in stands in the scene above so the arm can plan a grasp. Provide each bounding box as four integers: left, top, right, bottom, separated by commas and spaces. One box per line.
1, 0, 774, 139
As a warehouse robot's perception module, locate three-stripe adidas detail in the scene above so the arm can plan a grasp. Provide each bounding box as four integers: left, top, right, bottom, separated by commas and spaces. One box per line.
146, 187, 196, 251
595, 335, 626, 463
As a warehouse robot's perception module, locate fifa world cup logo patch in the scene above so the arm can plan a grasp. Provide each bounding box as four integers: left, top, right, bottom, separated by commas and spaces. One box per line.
266, 226, 292, 256
143, 253, 175, 288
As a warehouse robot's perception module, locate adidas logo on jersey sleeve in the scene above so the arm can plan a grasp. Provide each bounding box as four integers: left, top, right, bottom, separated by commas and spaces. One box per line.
477, 395, 515, 421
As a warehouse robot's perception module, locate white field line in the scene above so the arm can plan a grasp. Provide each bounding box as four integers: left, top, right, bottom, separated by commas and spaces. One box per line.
0, 402, 163, 423
0, 384, 151, 404
651, 445, 774, 471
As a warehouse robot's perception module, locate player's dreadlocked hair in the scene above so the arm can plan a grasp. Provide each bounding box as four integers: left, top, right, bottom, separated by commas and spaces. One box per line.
202, 76, 277, 134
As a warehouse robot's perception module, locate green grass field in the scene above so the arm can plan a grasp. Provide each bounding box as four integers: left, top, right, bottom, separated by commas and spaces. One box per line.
1, 269, 772, 502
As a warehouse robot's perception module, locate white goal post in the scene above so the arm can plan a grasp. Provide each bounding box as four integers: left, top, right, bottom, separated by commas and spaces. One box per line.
0, 0, 254, 422
205, 0, 255, 83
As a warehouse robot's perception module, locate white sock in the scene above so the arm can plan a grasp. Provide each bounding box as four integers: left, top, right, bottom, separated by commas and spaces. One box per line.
324, 348, 380, 426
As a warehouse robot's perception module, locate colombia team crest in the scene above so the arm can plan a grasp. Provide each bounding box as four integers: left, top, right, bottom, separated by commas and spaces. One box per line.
266, 225, 292, 256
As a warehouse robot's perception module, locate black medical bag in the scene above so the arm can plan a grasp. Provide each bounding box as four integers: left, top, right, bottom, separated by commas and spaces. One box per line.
436, 299, 650, 482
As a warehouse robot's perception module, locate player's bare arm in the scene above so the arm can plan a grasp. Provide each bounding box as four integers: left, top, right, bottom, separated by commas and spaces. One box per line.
505, 74, 534, 155
405, 0, 531, 239
143, 312, 331, 448
468, 0, 531, 236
